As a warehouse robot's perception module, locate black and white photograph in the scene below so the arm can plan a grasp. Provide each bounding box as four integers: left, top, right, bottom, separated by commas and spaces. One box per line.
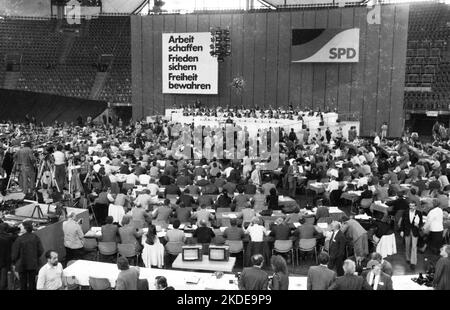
0, 0, 450, 295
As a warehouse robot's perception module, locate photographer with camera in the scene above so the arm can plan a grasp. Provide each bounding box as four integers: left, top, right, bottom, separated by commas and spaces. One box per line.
13, 141, 37, 199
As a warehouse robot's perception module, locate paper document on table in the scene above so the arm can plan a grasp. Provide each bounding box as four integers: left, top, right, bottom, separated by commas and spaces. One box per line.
226, 214, 237, 219
293, 223, 300, 228
329, 207, 341, 213
179, 224, 186, 229
355, 214, 371, 220
185, 276, 200, 284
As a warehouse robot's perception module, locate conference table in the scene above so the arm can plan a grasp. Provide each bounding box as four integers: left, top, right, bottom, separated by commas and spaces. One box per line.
172, 255, 236, 273
63, 260, 431, 290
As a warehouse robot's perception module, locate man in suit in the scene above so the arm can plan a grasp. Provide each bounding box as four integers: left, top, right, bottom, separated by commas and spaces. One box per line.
361, 260, 393, 290
115, 257, 139, 290
328, 259, 372, 290
269, 218, 292, 241
176, 188, 196, 209
328, 221, 347, 276
11, 221, 44, 290
0, 223, 16, 290
307, 252, 336, 290
341, 216, 369, 265
155, 276, 175, 290
287, 161, 300, 198
400, 200, 423, 270
238, 254, 269, 290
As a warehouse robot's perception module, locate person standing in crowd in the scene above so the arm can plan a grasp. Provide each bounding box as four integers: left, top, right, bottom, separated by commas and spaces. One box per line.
269, 255, 289, 290
13, 141, 36, 198
433, 245, 450, 290
0, 223, 16, 290
62, 212, 85, 263
381, 122, 388, 139
307, 252, 336, 290
239, 254, 269, 290
287, 160, 299, 198
11, 221, 44, 290
328, 259, 372, 290
115, 257, 139, 290
400, 200, 423, 271
36, 250, 64, 290
340, 216, 369, 265
328, 221, 346, 276
53, 144, 66, 192
422, 202, 444, 256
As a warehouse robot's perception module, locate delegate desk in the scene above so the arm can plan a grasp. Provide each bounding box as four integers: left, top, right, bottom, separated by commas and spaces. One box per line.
63, 260, 430, 290
172, 255, 236, 273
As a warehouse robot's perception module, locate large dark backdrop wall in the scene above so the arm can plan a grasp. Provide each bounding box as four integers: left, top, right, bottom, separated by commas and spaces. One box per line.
131, 5, 409, 137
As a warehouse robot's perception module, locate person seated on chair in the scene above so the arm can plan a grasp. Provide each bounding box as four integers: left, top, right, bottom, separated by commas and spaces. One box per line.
152, 199, 173, 224
269, 218, 292, 241
293, 216, 321, 248
165, 219, 186, 243
193, 219, 215, 253
266, 188, 279, 211
130, 199, 151, 226
154, 276, 175, 290
196, 191, 214, 209
176, 188, 196, 209
191, 204, 214, 227
101, 216, 119, 243
116, 257, 139, 290
233, 187, 249, 212
315, 199, 330, 222
223, 218, 245, 241
118, 215, 143, 254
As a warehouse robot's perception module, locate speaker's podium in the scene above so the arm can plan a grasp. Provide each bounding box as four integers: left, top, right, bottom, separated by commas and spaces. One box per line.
174, 245, 235, 272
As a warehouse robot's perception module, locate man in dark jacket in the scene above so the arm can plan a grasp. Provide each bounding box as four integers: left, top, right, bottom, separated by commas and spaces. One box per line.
0, 223, 16, 290
328, 221, 347, 276
238, 254, 268, 290
11, 221, 44, 290
329, 259, 372, 290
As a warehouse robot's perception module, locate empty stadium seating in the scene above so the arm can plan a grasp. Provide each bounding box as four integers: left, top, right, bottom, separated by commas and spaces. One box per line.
404, 2, 450, 111
0, 15, 131, 104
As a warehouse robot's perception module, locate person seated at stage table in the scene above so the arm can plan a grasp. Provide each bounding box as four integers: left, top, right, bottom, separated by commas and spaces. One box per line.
192, 204, 214, 227
266, 188, 279, 211
269, 218, 292, 241
118, 215, 143, 254
223, 218, 245, 241
176, 188, 196, 209
101, 216, 119, 243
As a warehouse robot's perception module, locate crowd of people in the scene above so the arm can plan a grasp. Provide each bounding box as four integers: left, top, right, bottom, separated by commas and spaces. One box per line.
0, 108, 450, 290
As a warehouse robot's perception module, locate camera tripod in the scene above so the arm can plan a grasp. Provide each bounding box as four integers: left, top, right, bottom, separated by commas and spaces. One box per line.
36, 159, 60, 193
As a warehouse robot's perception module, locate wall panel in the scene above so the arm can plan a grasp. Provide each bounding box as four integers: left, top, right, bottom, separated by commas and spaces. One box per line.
131, 6, 409, 137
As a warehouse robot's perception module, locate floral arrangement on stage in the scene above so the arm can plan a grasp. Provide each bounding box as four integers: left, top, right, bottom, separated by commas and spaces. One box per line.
230, 76, 246, 94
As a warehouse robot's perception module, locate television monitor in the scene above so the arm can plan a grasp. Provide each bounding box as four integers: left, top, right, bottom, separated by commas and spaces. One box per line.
181, 245, 203, 261
209, 245, 230, 261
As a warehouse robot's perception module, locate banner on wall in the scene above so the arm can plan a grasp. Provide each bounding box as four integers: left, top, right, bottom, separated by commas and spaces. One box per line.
162, 32, 218, 94
291, 28, 360, 63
